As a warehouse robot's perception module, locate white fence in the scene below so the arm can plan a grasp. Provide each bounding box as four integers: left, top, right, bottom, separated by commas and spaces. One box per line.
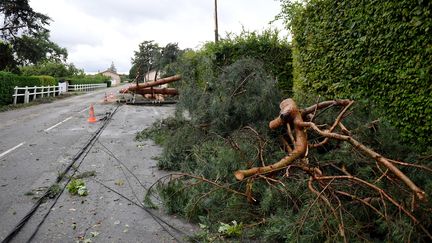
12, 83, 107, 104
68, 83, 107, 92
13, 85, 60, 104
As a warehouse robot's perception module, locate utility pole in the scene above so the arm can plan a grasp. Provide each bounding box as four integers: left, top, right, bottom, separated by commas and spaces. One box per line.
214, 0, 219, 43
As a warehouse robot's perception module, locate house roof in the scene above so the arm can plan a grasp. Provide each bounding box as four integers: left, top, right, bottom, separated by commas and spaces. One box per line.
100, 69, 118, 75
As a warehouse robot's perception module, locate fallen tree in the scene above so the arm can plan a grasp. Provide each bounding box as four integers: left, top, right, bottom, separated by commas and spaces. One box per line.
140, 58, 432, 241
126, 75, 181, 91
234, 98, 430, 240
120, 75, 181, 99
134, 87, 178, 96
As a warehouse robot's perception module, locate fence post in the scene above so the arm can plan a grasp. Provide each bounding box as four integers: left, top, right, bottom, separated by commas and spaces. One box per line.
41, 86, 44, 98
24, 86, 29, 104
33, 86, 37, 101
13, 86, 18, 105
53, 86, 56, 97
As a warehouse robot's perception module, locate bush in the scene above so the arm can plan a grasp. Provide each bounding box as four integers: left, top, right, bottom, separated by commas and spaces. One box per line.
179, 58, 282, 135
33, 75, 57, 86
279, 0, 432, 146
204, 30, 292, 94
20, 61, 82, 78
67, 74, 109, 85
137, 4, 432, 241
0, 71, 56, 105
146, 99, 432, 242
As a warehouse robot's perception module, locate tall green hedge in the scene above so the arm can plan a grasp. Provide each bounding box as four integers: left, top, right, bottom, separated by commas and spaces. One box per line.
0, 71, 57, 105
284, 0, 432, 145
33, 75, 57, 86
200, 29, 293, 94
67, 74, 109, 84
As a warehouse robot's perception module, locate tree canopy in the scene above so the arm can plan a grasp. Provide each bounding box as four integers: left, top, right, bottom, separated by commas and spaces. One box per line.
0, 0, 67, 72
130, 41, 181, 80
130, 40, 160, 80
19, 61, 83, 78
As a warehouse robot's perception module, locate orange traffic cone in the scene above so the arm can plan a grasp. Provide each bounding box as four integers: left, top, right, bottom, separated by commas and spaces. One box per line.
88, 104, 97, 123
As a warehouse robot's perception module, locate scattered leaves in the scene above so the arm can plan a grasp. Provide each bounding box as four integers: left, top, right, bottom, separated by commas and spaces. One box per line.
67, 179, 88, 196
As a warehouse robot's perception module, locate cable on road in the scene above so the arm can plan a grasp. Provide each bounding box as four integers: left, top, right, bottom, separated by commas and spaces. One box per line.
1, 105, 120, 243
2, 103, 197, 243
94, 140, 197, 242
79, 169, 196, 243
96, 140, 162, 203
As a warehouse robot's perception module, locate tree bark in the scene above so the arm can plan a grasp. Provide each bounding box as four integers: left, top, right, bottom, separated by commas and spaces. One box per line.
234, 99, 307, 180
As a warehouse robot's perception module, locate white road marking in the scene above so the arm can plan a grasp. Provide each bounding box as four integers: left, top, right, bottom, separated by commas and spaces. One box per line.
44, 116, 73, 132
0, 142, 25, 159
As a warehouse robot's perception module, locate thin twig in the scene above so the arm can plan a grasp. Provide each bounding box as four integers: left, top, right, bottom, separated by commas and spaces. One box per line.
301, 121, 426, 201
315, 175, 432, 240
308, 178, 347, 243
389, 159, 432, 173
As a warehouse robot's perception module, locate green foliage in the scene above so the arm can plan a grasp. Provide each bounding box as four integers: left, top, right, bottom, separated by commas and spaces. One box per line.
137, 117, 206, 171
1, 0, 50, 41
67, 74, 109, 84
0, 71, 56, 105
13, 31, 68, 65
145, 96, 432, 241
177, 58, 282, 135
130, 40, 160, 80
180, 29, 292, 94
130, 41, 182, 80
159, 43, 182, 78
0, 42, 19, 73
20, 61, 82, 77
66, 179, 88, 196
218, 221, 243, 237
140, 58, 283, 172
32, 75, 56, 86
46, 183, 61, 199
137, 0, 432, 242
1, 0, 67, 70
279, 0, 432, 146
140, 30, 296, 241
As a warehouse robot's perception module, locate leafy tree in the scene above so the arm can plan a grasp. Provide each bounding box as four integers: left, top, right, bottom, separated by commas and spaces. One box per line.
0, 0, 67, 71
0, 0, 49, 40
130, 41, 182, 81
128, 64, 138, 80
159, 43, 182, 77
20, 61, 83, 78
13, 30, 67, 65
131, 40, 160, 81
0, 41, 19, 72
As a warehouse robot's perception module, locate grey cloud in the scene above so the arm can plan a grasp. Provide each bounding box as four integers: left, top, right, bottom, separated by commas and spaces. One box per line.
65, 0, 211, 23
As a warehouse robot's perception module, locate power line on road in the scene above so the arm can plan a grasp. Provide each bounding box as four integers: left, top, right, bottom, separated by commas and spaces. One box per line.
1, 105, 120, 243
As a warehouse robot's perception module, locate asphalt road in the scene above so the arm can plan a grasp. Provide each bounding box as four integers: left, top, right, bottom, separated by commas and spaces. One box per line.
0, 86, 195, 242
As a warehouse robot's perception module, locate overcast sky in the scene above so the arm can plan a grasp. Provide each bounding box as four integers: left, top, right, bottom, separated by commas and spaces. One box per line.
31, 0, 287, 74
